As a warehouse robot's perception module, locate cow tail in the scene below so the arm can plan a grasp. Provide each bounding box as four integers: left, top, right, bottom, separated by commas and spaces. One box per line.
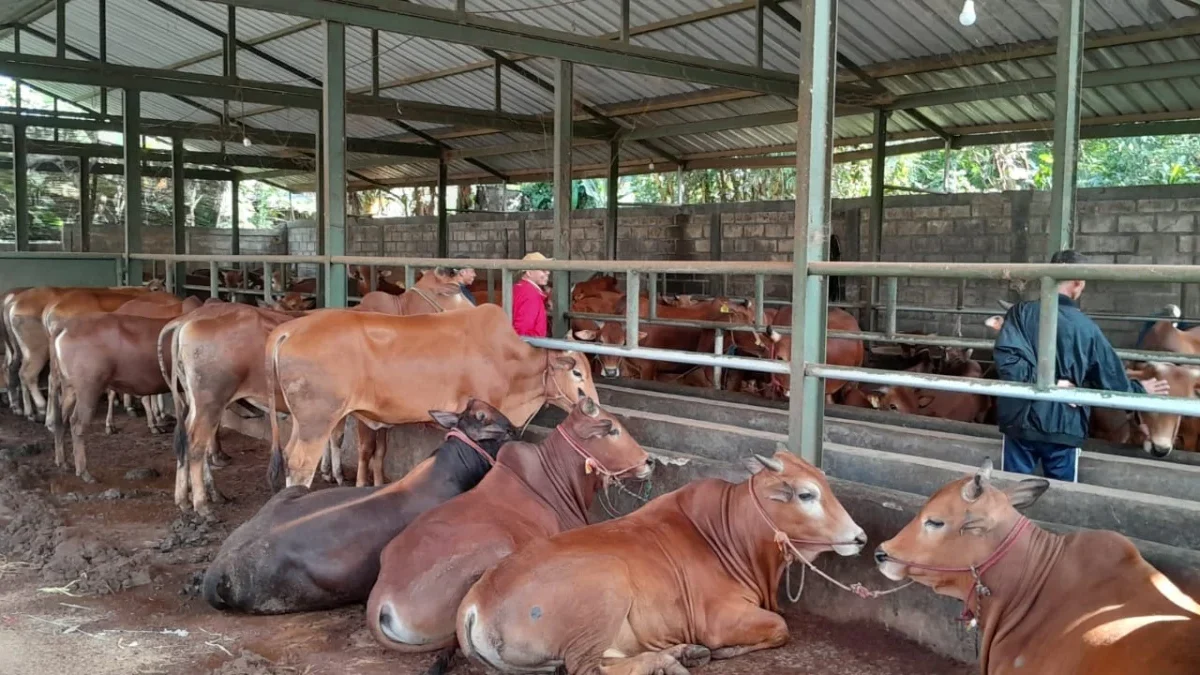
163, 322, 188, 465
3, 306, 20, 406
266, 331, 289, 492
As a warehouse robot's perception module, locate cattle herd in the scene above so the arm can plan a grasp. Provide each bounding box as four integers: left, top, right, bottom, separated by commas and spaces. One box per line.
1, 269, 1198, 674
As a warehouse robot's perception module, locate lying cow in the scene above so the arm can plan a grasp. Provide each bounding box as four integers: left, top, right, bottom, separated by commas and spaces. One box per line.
862, 348, 993, 424
203, 399, 516, 614
458, 449, 865, 675
366, 397, 651, 659
265, 303, 597, 490
876, 459, 1200, 673
766, 306, 864, 401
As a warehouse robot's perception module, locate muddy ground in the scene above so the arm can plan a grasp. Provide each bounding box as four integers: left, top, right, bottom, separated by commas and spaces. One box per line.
0, 409, 972, 675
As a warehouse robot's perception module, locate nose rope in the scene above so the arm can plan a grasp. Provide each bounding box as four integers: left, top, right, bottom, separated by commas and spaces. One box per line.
748, 474, 913, 602
876, 516, 1031, 626
444, 428, 495, 466
557, 425, 646, 482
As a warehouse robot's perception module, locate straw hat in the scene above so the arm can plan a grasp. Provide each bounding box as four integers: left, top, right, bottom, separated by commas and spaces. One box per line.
522, 252, 552, 262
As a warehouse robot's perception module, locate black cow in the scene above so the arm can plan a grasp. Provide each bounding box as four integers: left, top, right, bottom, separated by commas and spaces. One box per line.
202, 399, 517, 614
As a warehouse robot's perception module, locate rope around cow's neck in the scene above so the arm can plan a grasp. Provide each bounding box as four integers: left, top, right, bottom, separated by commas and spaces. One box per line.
444, 427, 496, 466
747, 474, 914, 602
409, 286, 446, 314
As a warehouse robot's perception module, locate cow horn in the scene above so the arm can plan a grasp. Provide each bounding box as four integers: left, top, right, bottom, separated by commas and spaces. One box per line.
963, 458, 993, 502
754, 453, 784, 473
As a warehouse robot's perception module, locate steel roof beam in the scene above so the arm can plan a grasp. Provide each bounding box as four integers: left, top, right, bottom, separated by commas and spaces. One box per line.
203, 0, 808, 97
0, 138, 316, 169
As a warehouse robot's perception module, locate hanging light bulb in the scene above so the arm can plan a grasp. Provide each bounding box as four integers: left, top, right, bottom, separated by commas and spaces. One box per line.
242, 136, 252, 147
648, 162, 655, 171
959, 0, 977, 26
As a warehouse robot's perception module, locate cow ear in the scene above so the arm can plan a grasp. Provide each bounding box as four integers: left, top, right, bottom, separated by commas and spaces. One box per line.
917, 394, 934, 408
428, 410, 460, 429
637, 331, 649, 342
743, 453, 783, 475
985, 316, 1004, 331
573, 329, 596, 341
769, 329, 783, 343
554, 356, 576, 369
1004, 478, 1049, 511
963, 348, 973, 360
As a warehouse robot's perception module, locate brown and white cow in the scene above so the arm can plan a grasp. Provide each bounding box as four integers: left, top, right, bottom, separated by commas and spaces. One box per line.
766, 306, 864, 401
2, 286, 30, 413
876, 459, 1200, 674
863, 349, 994, 424
265, 303, 598, 490
366, 398, 651, 656
456, 449, 865, 675
1131, 310, 1200, 457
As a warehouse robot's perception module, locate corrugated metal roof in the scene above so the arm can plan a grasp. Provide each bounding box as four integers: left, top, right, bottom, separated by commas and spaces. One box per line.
4, 0, 1199, 189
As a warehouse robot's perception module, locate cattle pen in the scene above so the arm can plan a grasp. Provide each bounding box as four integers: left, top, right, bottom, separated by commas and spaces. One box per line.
2, 1, 1200, 674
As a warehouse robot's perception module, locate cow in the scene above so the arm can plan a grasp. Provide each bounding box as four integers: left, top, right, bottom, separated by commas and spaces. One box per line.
165, 302, 308, 515
202, 399, 517, 615
265, 303, 599, 491
51, 300, 199, 483
366, 397, 651, 658
456, 448, 864, 675
766, 306, 864, 401
2, 286, 30, 413
7, 283, 163, 421
570, 273, 619, 303
573, 298, 741, 382
861, 348, 993, 424
1131, 308, 1200, 457
875, 459, 1200, 674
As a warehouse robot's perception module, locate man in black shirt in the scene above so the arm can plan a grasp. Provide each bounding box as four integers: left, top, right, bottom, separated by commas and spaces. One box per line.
992, 250, 1169, 481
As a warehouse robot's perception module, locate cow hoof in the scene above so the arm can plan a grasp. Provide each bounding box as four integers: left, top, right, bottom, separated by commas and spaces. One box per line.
677, 646, 710, 669
209, 489, 228, 505
78, 472, 97, 484
105, 426, 116, 436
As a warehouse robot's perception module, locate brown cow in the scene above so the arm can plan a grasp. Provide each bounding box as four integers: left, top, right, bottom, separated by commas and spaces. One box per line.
876, 459, 1200, 674
166, 302, 308, 515
863, 349, 993, 424
570, 273, 619, 303
52, 302, 197, 482
7, 283, 163, 421
1132, 311, 1200, 457
766, 306, 864, 401
2, 286, 30, 413
202, 399, 517, 615
366, 397, 651, 654
265, 303, 599, 490
457, 449, 864, 675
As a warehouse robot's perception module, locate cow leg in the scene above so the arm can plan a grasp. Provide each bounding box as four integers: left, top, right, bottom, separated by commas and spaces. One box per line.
124, 393, 138, 419
353, 418, 375, 488
202, 435, 227, 506
209, 432, 231, 467
285, 415, 344, 489
105, 390, 118, 435
18, 349, 48, 421
704, 604, 788, 661
143, 396, 161, 434
54, 386, 77, 469
370, 428, 388, 486
187, 414, 224, 516
68, 386, 101, 483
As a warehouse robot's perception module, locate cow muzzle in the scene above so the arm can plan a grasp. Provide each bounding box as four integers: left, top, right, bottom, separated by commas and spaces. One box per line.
833, 530, 868, 557
873, 547, 908, 581
634, 459, 654, 480
1143, 439, 1174, 458
601, 366, 621, 378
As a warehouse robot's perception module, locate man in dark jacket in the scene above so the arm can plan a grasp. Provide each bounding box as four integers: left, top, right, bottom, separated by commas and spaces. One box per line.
993, 249, 1169, 482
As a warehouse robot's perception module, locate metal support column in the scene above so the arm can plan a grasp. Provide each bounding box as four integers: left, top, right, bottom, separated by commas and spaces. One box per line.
99, 0, 107, 117
1036, 276, 1059, 389
552, 59, 573, 338
315, 110, 325, 306
493, 60, 502, 111
675, 166, 684, 205
1048, 0, 1085, 254
55, 0, 67, 59
620, 0, 631, 43
437, 157, 449, 257
322, 20, 348, 308
370, 29, 379, 96
754, 0, 765, 68
230, 173, 240, 255
13, 125, 28, 251
605, 139, 619, 260
867, 109, 888, 332
124, 90, 143, 285
226, 6, 238, 79
78, 156, 91, 252
171, 137, 187, 293
787, 0, 838, 466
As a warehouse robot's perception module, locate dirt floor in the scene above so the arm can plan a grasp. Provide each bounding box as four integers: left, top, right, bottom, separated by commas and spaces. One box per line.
0, 408, 973, 675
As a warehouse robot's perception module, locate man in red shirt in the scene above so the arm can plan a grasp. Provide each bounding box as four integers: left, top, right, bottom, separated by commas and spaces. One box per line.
511, 251, 550, 337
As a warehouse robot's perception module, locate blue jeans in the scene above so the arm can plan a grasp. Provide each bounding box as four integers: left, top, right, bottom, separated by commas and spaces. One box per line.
1002, 436, 1079, 482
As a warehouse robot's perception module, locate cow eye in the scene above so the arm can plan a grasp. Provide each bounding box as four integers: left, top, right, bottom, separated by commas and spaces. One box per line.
572, 370, 582, 378
797, 491, 816, 503
607, 427, 620, 437
475, 411, 487, 421
924, 518, 945, 530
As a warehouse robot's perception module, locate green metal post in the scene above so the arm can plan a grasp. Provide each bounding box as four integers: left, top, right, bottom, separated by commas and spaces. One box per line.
754, 0, 765, 68
605, 139, 619, 260
209, 260, 219, 299
263, 261, 274, 304
315, 109, 325, 307
404, 265, 415, 289
13, 125, 28, 251
552, 59, 573, 339
370, 29, 379, 97
172, 137, 187, 294
323, 20, 348, 308
124, 90, 143, 285
648, 272, 658, 320
754, 274, 765, 324
867, 109, 888, 333
1036, 276, 1059, 389
619, 0, 630, 43
230, 173, 240, 255
1049, 0, 1085, 254
787, 0, 837, 467
502, 268, 514, 318
99, 0, 107, 118
625, 271, 641, 348
56, 0, 67, 58
226, 6, 238, 79
78, 156, 91, 252
437, 157, 449, 257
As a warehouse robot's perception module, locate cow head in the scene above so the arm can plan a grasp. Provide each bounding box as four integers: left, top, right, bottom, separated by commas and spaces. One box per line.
268, 292, 312, 312
864, 386, 932, 415
766, 327, 792, 398
428, 398, 518, 448
573, 321, 647, 379
744, 446, 865, 558
143, 278, 166, 292
559, 396, 652, 480
875, 458, 1048, 599
719, 302, 771, 358
544, 350, 600, 409
1125, 361, 1200, 458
